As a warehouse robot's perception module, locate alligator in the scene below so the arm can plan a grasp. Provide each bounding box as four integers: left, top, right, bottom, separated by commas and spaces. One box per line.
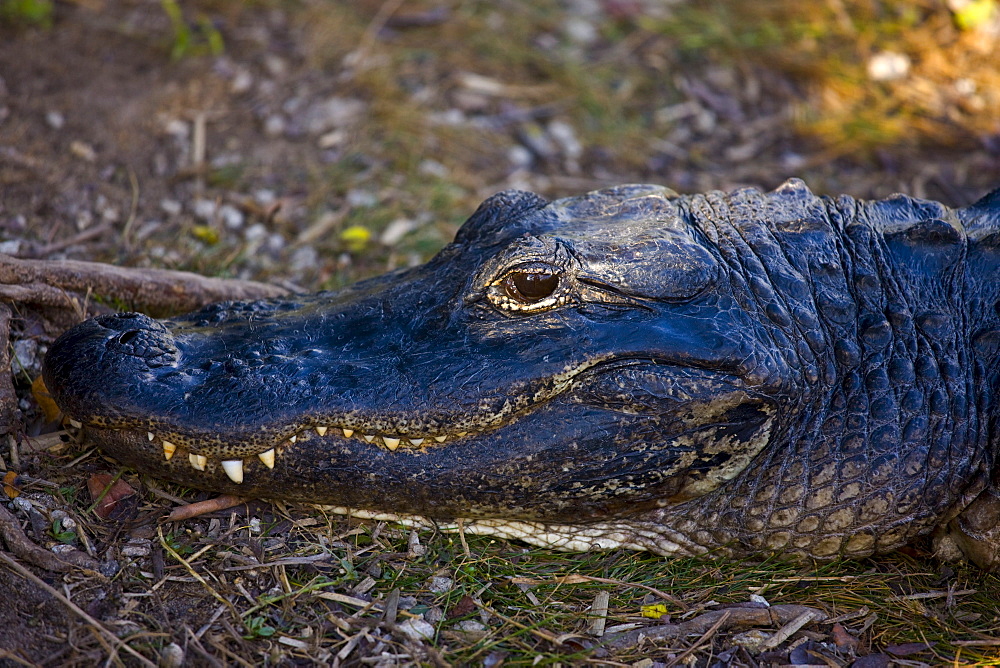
43, 179, 1000, 567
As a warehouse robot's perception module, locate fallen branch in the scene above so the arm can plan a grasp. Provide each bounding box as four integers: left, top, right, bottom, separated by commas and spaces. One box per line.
0, 254, 289, 317
603, 603, 827, 650
0, 502, 95, 573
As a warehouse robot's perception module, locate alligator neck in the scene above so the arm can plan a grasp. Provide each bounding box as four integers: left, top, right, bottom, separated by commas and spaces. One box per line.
630, 187, 993, 559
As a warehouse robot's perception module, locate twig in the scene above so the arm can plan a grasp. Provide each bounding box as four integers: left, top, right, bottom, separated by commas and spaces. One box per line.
163, 494, 248, 522
0, 551, 157, 667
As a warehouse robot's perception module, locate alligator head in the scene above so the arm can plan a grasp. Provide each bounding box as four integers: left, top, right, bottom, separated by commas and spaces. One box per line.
43, 181, 1000, 562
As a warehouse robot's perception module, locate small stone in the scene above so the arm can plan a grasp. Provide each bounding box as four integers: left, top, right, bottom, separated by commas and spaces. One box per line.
346, 189, 378, 208
264, 114, 286, 137
99, 560, 120, 577
266, 233, 285, 253
12, 339, 40, 377
548, 120, 583, 160
263, 54, 288, 77
231, 69, 253, 95
50, 509, 75, 531
507, 145, 534, 168
0, 240, 21, 255
245, 223, 268, 243
254, 189, 276, 205
159, 642, 185, 668
121, 538, 151, 558
301, 97, 365, 135
418, 159, 448, 178
397, 618, 435, 642
731, 629, 772, 653
380, 218, 416, 245
219, 204, 244, 229
456, 620, 486, 633
160, 199, 182, 216
70, 140, 97, 162
192, 199, 218, 221
426, 576, 453, 594
317, 130, 345, 149
867, 51, 911, 81
163, 118, 189, 138
564, 16, 598, 45
51, 544, 76, 556
76, 209, 94, 231
45, 111, 65, 129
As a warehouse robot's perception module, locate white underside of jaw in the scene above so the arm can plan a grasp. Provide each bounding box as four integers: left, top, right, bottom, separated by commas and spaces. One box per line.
317, 506, 694, 555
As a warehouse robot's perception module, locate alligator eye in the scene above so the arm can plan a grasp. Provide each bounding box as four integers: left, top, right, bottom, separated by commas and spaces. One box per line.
503, 271, 559, 303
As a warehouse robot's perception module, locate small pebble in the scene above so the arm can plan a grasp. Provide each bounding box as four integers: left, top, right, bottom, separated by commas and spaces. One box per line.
427, 576, 453, 594
163, 118, 189, 138
548, 120, 582, 158
456, 620, 486, 633
507, 145, 534, 168
346, 189, 378, 208
380, 218, 416, 245
264, 114, 287, 137
12, 339, 40, 376
219, 204, 244, 229
159, 642, 185, 668
867, 51, 911, 81
245, 223, 268, 243
45, 110, 65, 129
564, 16, 598, 45
231, 69, 253, 95
397, 618, 435, 642
192, 199, 218, 221
160, 199, 182, 216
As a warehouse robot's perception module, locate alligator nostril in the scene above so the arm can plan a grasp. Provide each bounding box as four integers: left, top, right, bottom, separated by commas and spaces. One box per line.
117, 330, 139, 345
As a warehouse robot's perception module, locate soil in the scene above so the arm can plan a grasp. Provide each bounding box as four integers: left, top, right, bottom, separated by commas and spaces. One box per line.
1, 1, 999, 666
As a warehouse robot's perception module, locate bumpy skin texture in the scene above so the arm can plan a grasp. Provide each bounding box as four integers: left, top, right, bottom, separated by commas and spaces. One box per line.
44, 180, 1000, 565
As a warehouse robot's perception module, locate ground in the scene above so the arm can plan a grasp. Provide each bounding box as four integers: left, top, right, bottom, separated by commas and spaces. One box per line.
1, 1, 1000, 666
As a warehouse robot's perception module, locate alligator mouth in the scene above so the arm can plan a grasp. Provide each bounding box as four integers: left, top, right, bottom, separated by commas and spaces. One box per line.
136, 422, 482, 484
67, 356, 758, 488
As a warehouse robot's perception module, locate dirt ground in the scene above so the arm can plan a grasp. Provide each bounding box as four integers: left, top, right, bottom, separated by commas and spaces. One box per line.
1, 1, 1000, 666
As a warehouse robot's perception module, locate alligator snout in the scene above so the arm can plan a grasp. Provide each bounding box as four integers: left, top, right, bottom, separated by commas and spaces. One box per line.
44, 311, 181, 427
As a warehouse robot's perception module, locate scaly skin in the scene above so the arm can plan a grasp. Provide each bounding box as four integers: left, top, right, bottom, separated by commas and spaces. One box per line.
43, 180, 1000, 565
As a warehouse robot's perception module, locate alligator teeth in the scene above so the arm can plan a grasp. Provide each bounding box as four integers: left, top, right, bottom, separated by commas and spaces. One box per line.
189, 454, 207, 471
363, 434, 375, 443
342, 428, 354, 438
383, 437, 400, 451
289, 435, 297, 444
162, 440, 177, 461
434, 435, 447, 443
68, 419, 82, 429
456, 432, 467, 438
408, 438, 424, 446
147, 432, 155, 441
315, 426, 328, 436
221, 459, 244, 483
258, 449, 275, 469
